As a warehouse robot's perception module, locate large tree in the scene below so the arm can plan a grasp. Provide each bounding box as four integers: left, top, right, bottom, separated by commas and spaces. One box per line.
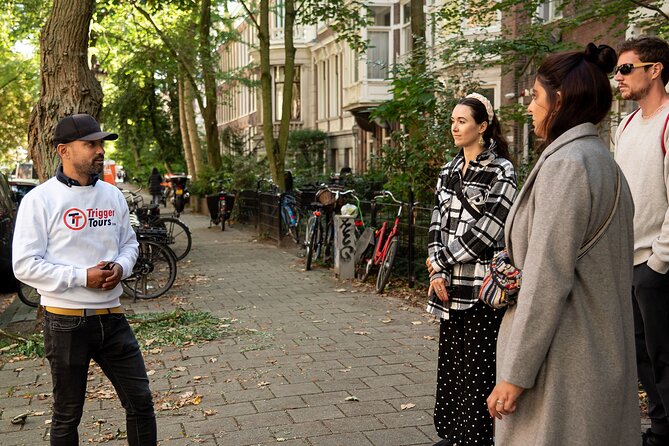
132, 0, 227, 173
238, 0, 368, 190
28, 0, 101, 180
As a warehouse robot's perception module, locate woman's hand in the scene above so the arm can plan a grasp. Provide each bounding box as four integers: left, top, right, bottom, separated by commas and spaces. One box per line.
426, 257, 435, 276
428, 277, 449, 302
487, 380, 525, 420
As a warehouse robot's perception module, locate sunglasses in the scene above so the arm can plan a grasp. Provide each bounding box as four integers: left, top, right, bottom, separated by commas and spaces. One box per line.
614, 62, 656, 75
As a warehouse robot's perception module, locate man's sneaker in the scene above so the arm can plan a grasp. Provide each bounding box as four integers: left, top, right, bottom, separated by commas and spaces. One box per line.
643, 428, 669, 446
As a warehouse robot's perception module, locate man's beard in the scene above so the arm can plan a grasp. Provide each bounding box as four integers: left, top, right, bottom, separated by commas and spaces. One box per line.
622, 83, 651, 101
75, 158, 104, 177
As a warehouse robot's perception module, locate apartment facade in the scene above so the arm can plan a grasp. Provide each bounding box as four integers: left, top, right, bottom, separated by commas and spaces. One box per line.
217, 1, 503, 175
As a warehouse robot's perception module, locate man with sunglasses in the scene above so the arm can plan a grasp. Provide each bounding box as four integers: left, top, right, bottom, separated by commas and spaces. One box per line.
614, 36, 669, 446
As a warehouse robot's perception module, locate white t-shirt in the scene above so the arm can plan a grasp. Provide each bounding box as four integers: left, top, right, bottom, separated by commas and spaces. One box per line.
615, 107, 669, 273
12, 177, 138, 308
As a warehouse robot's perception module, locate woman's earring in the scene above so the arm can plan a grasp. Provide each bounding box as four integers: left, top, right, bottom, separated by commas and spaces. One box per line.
478, 134, 485, 147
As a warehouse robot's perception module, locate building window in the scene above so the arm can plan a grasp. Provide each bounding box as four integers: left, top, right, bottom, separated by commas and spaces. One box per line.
536, 0, 562, 22
401, 2, 412, 55
274, 66, 301, 121
330, 148, 338, 171
344, 147, 351, 168
367, 6, 391, 80
274, 0, 285, 29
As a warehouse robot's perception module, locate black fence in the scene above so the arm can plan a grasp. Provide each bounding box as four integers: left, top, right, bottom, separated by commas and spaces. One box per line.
234, 187, 433, 288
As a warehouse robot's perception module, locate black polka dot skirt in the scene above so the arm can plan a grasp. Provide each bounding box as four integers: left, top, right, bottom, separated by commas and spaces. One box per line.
434, 300, 504, 446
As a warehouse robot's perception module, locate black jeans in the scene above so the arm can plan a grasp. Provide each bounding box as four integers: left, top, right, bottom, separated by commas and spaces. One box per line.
43, 311, 157, 446
633, 263, 669, 436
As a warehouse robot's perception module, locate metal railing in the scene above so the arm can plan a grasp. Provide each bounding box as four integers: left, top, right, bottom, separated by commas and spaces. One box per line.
234, 186, 433, 287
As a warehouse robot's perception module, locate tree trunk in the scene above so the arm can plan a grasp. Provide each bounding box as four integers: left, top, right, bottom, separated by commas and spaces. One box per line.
199, 0, 222, 171
184, 79, 203, 176
410, 0, 426, 71
258, 0, 285, 190
178, 77, 195, 179
275, 0, 297, 192
28, 0, 102, 181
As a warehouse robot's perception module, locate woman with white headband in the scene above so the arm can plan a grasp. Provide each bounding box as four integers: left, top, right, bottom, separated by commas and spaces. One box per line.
426, 93, 517, 445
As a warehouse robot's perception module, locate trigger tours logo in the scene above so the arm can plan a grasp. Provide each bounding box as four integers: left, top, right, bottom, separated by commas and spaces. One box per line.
64, 208, 115, 231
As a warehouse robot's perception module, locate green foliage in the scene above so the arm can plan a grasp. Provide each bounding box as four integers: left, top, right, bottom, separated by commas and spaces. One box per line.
286, 129, 327, 183
0, 0, 45, 167
127, 309, 240, 348
0, 332, 44, 358
372, 55, 480, 204
191, 152, 269, 197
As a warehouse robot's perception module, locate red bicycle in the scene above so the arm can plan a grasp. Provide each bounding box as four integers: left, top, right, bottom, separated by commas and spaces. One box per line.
356, 191, 405, 293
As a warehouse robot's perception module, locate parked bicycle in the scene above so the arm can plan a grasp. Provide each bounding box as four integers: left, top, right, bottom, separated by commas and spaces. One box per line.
207, 182, 236, 231
304, 186, 361, 270
356, 191, 416, 293
123, 187, 192, 260
280, 191, 300, 243
121, 226, 178, 300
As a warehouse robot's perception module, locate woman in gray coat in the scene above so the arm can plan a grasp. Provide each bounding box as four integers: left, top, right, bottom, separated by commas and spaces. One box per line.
487, 43, 641, 445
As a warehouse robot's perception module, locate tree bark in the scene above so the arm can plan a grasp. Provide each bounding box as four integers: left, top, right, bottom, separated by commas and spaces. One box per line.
199, 0, 222, 170
178, 77, 195, 179
28, 0, 102, 181
184, 78, 203, 176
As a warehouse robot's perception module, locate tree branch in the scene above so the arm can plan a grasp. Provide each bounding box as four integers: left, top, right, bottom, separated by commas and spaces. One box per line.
629, 0, 669, 22
238, 0, 260, 30
130, 1, 206, 114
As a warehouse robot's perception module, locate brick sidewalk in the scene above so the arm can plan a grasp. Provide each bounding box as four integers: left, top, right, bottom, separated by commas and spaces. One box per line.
0, 209, 443, 446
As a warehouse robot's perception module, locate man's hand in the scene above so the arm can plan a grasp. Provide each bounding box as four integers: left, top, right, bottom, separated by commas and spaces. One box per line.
428, 277, 449, 302
487, 380, 525, 420
86, 261, 123, 290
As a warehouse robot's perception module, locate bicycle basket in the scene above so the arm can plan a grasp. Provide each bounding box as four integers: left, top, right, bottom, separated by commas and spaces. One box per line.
316, 189, 336, 206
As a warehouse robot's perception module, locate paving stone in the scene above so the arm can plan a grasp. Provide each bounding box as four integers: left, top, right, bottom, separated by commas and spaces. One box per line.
234, 410, 292, 429
306, 432, 374, 446
364, 426, 432, 445
322, 415, 385, 434
287, 404, 345, 423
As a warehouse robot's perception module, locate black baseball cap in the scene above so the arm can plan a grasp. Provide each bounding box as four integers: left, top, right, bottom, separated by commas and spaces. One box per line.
53, 113, 118, 146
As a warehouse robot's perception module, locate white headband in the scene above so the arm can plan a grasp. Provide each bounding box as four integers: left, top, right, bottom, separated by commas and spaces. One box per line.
465, 93, 494, 124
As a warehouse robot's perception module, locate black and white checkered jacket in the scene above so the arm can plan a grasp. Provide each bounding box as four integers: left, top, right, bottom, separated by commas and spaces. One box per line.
427, 144, 517, 319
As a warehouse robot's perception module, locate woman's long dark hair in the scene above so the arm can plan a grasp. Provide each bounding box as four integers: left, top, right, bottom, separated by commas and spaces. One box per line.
536, 43, 617, 144
458, 97, 512, 162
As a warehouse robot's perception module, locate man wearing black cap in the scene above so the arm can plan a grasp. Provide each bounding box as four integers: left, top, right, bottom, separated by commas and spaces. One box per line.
12, 114, 157, 445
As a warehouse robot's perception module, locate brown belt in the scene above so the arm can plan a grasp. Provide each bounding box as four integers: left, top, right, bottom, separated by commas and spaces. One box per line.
44, 306, 124, 317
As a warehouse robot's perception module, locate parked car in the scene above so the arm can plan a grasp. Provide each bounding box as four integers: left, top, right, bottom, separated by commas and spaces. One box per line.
0, 172, 17, 292
9, 178, 39, 206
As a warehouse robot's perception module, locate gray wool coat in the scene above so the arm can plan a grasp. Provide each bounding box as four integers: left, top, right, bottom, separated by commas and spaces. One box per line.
495, 123, 640, 446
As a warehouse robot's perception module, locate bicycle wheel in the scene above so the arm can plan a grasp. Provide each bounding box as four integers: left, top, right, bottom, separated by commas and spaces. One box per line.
122, 240, 177, 299
17, 281, 39, 307
154, 217, 192, 261
376, 237, 398, 293
305, 216, 320, 271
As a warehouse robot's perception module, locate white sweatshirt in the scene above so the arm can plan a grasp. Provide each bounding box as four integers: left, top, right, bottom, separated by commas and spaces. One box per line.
615, 107, 669, 274
12, 177, 138, 308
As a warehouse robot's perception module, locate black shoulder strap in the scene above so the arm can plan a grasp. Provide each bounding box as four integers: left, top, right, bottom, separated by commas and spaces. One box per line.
453, 173, 483, 220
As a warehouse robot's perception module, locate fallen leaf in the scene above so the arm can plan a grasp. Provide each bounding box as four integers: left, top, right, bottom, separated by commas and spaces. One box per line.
257, 381, 271, 387
203, 409, 217, 416
401, 403, 416, 410
381, 318, 392, 323
411, 321, 422, 325
335, 288, 347, 292
146, 370, 156, 376
209, 357, 218, 363
276, 438, 286, 442
354, 331, 370, 335
345, 396, 360, 402
173, 366, 187, 372
14, 367, 24, 372
423, 336, 436, 341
